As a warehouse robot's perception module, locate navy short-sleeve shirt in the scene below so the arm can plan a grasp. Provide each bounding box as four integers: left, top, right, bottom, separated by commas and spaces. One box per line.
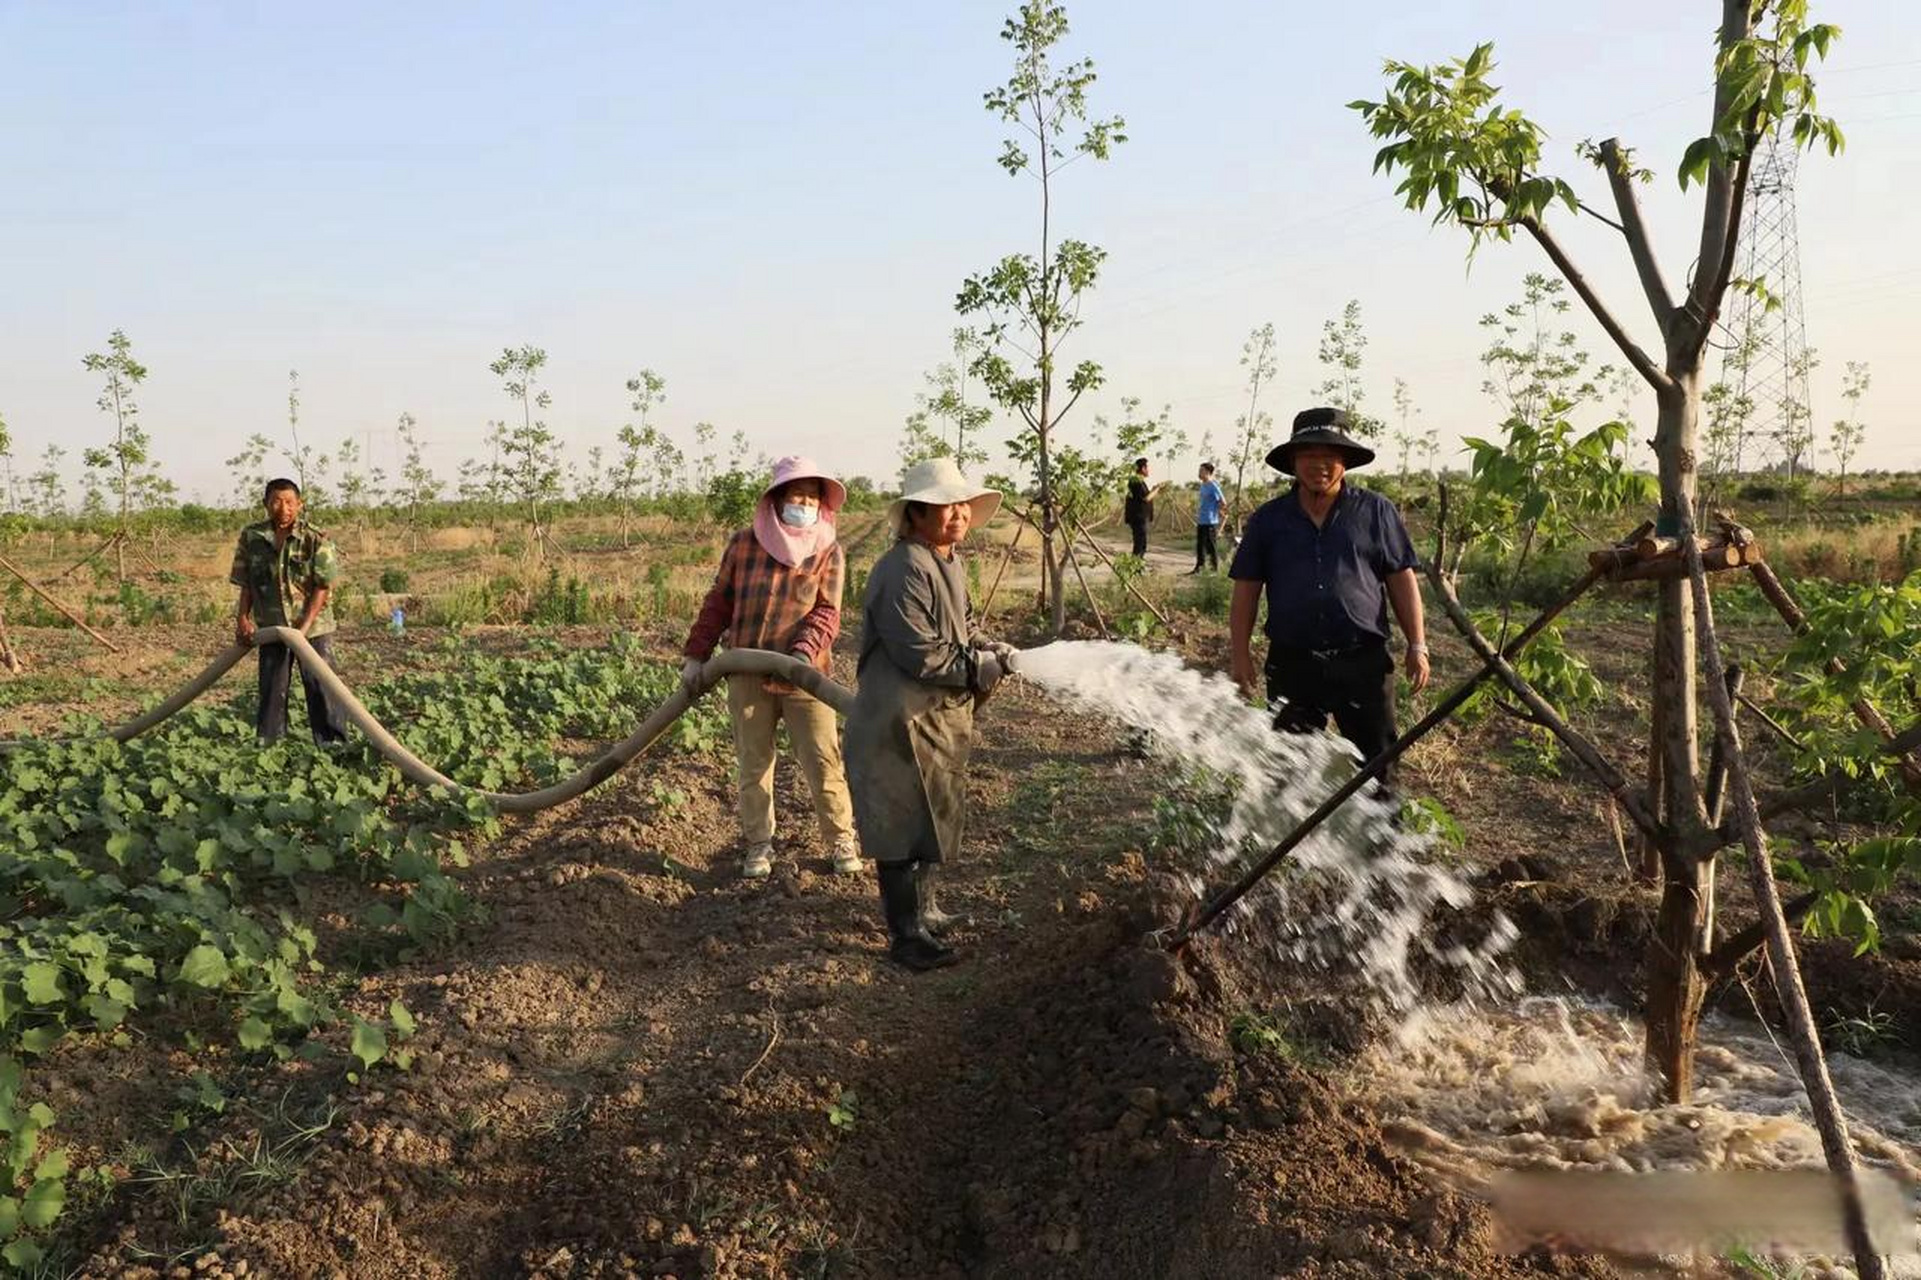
1228, 484, 1418, 650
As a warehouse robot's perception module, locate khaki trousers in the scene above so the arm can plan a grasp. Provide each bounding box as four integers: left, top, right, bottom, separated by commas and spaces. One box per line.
726, 675, 856, 847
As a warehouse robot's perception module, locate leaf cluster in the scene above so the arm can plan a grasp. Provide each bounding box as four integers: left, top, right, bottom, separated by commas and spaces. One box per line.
1767, 573, 1921, 951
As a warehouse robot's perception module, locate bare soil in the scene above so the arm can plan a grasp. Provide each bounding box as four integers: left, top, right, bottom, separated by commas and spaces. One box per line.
6, 587, 1917, 1278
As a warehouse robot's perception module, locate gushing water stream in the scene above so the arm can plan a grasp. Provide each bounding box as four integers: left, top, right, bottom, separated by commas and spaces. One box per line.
1014, 640, 1921, 1273
1016, 640, 1518, 1015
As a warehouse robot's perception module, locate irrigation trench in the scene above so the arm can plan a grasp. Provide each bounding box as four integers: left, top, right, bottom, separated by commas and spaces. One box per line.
0, 625, 852, 816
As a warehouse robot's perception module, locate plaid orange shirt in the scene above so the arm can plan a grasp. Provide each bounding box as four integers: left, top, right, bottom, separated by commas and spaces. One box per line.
683, 530, 844, 675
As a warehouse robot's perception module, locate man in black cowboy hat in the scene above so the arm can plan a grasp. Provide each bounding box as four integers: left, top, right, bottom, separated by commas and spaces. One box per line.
1227, 407, 1429, 781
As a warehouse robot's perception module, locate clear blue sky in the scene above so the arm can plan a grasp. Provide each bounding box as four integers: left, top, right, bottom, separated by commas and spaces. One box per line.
3, 0, 1917, 504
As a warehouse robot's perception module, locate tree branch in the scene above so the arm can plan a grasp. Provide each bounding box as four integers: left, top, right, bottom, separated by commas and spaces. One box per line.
1702, 890, 1823, 976
1056, 384, 1089, 425
1574, 200, 1626, 235
1520, 216, 1671, 392
1598, 138, 1676, 321
1683, 118, 1759, 365
1689, 0, 1758, 324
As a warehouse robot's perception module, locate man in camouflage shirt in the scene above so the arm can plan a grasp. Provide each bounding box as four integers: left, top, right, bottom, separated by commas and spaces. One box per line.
229, 478, 349, 744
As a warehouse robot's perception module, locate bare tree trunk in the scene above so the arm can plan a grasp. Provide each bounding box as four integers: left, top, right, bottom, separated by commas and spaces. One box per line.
1644, 374, 1711, 1102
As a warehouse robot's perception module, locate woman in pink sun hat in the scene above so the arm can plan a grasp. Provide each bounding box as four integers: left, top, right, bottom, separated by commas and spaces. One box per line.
682, 456, 862, 880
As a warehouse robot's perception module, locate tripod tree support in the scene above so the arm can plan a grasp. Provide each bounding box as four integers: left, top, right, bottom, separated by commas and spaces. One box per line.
1069, 513, 1172, 628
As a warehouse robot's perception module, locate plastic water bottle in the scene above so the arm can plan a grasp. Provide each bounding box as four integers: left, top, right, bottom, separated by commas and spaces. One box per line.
389, 607, 405, 635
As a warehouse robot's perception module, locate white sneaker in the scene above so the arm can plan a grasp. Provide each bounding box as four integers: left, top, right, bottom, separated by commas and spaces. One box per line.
829, 835, 863, 875
740, 843, 773, 879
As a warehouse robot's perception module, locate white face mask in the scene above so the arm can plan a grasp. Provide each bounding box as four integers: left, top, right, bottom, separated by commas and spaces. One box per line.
779, 502, 820, 528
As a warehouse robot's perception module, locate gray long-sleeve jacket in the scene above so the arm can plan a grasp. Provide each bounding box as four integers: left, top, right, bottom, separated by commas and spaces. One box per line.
843, 538, 977, 865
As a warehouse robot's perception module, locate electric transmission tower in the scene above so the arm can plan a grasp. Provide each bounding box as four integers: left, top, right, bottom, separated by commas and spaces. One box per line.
1721, 125, 1816, 479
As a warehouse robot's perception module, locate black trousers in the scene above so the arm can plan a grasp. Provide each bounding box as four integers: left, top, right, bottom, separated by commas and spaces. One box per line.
1127, 518, 1148, 557
1265, 641, 1399, 786
257, 633, 349, 745
1194, 523, 1220, 570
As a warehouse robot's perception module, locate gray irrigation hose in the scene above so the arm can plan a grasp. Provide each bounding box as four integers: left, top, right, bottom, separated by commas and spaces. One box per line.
1, 626, 853, 816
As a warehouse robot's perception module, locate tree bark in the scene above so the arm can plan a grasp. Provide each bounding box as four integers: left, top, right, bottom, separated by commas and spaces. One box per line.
1644, 363, 1710, 1104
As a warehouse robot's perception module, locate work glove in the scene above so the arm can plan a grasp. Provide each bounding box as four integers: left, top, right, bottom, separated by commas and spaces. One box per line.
977, 638, 1020, 670
970, 647, 1009, 696
680, 658, 707, 699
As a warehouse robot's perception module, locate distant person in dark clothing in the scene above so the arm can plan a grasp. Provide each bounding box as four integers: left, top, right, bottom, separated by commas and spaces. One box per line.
1190, 462, 1225, 574
1228, 408, 1429, 783
1123, 458, 1159, 558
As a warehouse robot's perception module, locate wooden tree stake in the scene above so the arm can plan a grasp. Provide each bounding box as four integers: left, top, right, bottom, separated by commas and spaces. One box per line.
975, 514, 1028, 627
1687, 538, 1888, 1280
0, 608, 21, 674
1069, 513, 1172, 627
1430, 570, 1661, 840
1059, 531, 1110, 638
0, 552, 119, 653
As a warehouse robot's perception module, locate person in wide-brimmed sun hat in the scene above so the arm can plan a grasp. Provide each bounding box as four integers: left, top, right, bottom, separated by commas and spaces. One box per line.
1228, 407, 1429, 790
844, 457, 1014, 972
682, 455, 863, 881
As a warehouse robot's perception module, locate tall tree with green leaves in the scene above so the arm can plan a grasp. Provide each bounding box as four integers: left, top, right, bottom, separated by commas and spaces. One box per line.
956, 0, 1126, 633
1226, 322, 1276, 533
1699, 379, 1755, 500
1313, 300, 1382, 438
611, 369, 668, 545
1453, 274, 1651, 597
334, 436, 376, 511
1353, 2, 1845, 1103
1775, 346, 1821, 481
280, 370, 330, 505
225, 434, 275, 510
394, 412, 441, 541
1829, 359, 1869, 497
28, 446, 67, 518
902, 329, 995, 475
490, 345, 563, 555
79, 329, 152, 582
1391, 378, 1419, 477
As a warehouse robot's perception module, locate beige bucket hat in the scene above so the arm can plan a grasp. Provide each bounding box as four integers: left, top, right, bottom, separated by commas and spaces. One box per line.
887, 457, 1002, 535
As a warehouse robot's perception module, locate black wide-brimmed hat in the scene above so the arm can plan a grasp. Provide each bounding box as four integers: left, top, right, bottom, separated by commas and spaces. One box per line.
1265, 407, 1376, 475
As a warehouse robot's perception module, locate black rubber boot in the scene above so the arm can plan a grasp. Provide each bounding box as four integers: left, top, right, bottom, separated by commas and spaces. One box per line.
878, 862, 956, 972
915, 862, 970, 937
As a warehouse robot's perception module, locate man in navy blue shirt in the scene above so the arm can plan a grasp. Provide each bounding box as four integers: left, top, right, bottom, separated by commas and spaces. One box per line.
1228, 408, 1429, 780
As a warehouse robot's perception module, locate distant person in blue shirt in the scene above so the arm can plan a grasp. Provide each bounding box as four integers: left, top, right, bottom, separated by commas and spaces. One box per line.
1228, 408, 1429, 784
1189, 462, 1226, 575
